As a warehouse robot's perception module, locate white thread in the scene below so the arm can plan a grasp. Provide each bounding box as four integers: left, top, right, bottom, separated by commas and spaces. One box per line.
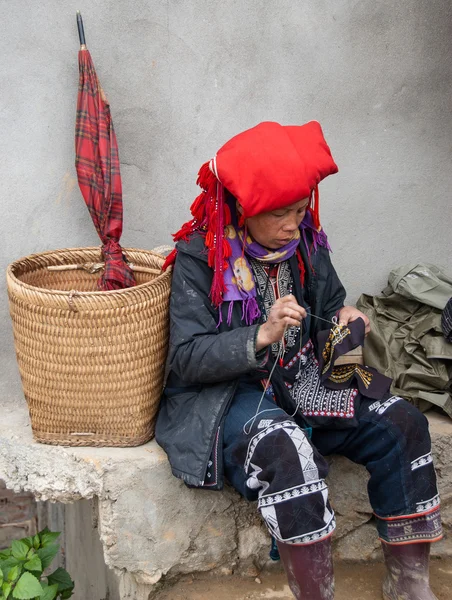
242, 312, 340, 436
243, 333, 286, 435
308, 312, 338, 327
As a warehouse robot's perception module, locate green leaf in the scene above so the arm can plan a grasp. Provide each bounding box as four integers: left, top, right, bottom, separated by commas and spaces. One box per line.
0, 551, 11, 560
60, 589, 74, 600
2, 582, 12, 599
23, 555, 41, 574
36, 545, 58, 570
11, 572, 43, 599
11, 542, 28, 562
39, 533, 60, 549
36, 528, 50, 540
39, 584, 58, 600
20, 540, 33, 551
0, 559, 19, 578
7, 567, 20, 583
0, 566, 3, 586
32, 536, 40, 551
47, 569, 74, 593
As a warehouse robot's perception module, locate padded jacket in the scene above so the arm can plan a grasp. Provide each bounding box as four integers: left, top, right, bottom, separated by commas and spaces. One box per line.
155, 230, 346, 488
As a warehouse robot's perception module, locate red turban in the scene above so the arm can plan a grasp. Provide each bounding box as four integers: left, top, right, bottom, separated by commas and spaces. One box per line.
211, 121, 338, 218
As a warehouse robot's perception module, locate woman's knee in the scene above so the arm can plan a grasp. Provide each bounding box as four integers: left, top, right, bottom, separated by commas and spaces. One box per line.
244, 418, 329, 495
246, 419, 335, 544
369, 396, 431, 449
387, 398, 430, 447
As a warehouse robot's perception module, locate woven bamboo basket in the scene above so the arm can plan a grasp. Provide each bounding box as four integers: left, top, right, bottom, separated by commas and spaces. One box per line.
6, 247, 172, 447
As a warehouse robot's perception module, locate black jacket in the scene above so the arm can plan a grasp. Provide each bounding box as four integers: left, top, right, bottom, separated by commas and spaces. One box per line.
155, 231, 346, 488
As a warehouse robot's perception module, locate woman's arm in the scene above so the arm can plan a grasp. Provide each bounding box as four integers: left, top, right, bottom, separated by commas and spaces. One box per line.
167, 250, 263, 384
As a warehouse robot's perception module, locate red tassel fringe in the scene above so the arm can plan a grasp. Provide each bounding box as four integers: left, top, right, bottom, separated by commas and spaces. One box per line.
296, 248, 306, 286
166, 161, 236, 307
162, 247, 178, 271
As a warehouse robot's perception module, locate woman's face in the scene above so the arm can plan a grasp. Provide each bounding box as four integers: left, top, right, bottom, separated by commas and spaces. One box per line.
239, 198, 310, 250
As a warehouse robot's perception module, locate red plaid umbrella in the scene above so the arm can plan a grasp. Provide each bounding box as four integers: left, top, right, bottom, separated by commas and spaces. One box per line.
75, 13, 135, 290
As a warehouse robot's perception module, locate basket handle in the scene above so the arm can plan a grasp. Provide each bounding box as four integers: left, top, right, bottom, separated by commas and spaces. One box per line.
47, 263, 161, 275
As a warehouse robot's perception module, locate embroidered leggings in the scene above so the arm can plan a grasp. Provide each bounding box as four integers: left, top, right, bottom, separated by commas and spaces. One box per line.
223, 382, 442, 545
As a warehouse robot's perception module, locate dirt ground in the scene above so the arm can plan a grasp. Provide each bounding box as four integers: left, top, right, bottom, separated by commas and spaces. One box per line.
154, 559, 452, 599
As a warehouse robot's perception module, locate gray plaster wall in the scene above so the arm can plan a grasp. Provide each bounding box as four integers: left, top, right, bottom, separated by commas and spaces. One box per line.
1, 1, 452, 399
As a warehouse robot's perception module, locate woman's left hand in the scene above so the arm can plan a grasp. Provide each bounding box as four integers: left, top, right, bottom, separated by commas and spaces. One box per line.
338, 306, 371, 336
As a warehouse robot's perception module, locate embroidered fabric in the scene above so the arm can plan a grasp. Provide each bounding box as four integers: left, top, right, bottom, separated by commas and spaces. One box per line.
243, 416, 336, 545
263, 339, 361, 429
288, 344, 358, 420
249, 257, 299, 355
248, 260, 388, 427
376, 506, 442, 544
317, 317, 392, 400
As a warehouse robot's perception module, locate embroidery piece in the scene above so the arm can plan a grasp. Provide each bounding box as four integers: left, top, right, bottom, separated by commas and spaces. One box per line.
289, 348, 358, 419
321, 324, 351, 375
329, 364, 374, 388
284, 339, 313, 370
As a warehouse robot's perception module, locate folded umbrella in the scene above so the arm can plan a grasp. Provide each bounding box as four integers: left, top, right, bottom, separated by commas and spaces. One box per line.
75, 12, 135, 290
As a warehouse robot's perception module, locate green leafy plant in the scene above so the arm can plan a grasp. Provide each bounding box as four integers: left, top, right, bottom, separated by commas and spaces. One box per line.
0, 529, 74, 600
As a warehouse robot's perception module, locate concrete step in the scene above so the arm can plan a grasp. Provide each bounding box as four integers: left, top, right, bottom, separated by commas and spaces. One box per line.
1, 395, 451, 599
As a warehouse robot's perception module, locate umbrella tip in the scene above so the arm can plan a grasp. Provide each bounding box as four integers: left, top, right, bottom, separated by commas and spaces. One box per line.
76, 11, 86, 47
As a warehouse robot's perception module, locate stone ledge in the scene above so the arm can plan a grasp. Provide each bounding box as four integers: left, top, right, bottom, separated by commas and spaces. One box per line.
1, 396, 451, 598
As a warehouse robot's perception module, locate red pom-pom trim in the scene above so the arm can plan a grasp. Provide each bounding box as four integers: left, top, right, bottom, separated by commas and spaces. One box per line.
170, 160, 235, 309
162, 247, 178, 271
205, 231, 214, 247
223, 239, 232, 258
224, 203, 231, 225
208, 247, 216, 267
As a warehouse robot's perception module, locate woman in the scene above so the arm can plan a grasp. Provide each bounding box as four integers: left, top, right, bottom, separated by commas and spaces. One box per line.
156, 121, 442, 600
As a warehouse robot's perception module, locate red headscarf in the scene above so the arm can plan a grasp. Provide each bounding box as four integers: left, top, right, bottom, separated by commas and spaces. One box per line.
164, 121, 338, 307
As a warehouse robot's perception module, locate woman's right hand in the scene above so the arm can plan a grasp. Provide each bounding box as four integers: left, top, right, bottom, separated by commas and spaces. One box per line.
256, 294, 307, 351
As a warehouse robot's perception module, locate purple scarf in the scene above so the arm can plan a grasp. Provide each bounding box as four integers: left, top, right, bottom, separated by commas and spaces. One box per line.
220, 196, 330, 326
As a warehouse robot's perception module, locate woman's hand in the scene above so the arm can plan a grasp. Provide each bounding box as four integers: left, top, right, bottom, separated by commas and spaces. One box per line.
338, 306, 371, 335
256, 295, 307, 351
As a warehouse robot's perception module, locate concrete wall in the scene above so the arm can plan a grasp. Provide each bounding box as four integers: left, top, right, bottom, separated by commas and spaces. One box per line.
1, 0, 452, 399
61, 499, 120, 600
